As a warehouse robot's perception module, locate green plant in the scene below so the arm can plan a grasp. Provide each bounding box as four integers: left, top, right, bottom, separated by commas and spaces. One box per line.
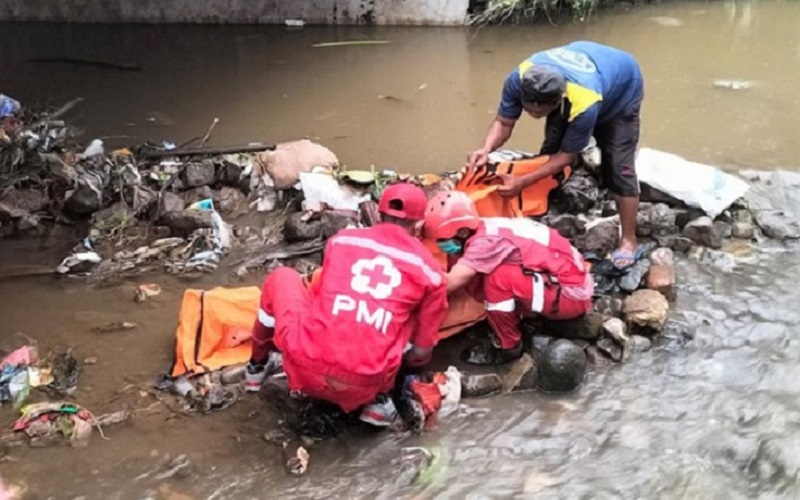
468, 0, 599, 26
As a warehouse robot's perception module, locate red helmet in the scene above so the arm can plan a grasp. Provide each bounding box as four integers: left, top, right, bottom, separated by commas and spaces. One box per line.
424, 191, 480, 240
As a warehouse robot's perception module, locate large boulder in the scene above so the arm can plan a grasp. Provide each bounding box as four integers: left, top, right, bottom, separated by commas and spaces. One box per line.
255, 140, 339, 190
623, 289, 669, 332
537, 339, 587, 393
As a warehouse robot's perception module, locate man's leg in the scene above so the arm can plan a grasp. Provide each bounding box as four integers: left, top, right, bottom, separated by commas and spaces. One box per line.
595, 105, 642, 268
463, 264, 529, 365
246, 267, 310, 392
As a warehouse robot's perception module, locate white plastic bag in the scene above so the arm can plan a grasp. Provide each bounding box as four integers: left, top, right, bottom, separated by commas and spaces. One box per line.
298, 172, 371, 212
635, 148, 750, 219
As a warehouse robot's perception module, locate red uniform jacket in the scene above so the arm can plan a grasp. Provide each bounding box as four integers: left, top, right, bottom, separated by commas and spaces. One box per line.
282, 223, 448, 386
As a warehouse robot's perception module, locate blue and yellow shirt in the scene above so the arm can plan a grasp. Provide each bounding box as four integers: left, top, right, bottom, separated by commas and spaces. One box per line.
498, 41, 643, 153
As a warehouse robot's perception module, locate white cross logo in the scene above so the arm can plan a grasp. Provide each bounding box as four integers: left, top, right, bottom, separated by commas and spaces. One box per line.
350, 256, 402, 300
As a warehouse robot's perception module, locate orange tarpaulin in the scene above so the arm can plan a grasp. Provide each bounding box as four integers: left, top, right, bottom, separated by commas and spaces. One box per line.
456, 154, 571, 218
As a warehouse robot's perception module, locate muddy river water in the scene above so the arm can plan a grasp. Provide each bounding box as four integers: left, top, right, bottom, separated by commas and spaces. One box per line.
2, 1, 800, 498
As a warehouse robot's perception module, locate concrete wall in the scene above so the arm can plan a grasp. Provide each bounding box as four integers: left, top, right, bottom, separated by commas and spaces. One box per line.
0, 0, 469, 25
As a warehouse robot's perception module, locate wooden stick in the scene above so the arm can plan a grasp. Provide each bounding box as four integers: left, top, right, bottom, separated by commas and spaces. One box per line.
141, 143, 275, 159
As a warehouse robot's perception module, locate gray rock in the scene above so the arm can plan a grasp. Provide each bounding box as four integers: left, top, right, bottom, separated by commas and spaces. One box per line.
161, 211, 213, 236
714, 220, 732, 239
151, 192, 186, 220
531, 335, 554, 353
584, 218, 619, 255
585, 345, 610, 366
461, 373, 502, 398
639, 183, 685, 207
683, 216, 723, 249
554, 174, 599, 214
597, 337, 623, 362
623, 289, 670, 332
218, 161, 243, 187
619, 258, 651, 292
65, 184, 102, 217
321, 210, 358, 240
600, 200, 619, 217
92, 202, 134, 228
635, 206, 652, 237
593, 296, 624, 318
753, 210, 800, 240
602, 317, 630, 362
0, 189, 47, 213
731, 221, 755, 239
217, 187, 246, 214
649, 203, 676, 229
673, 236, 692, 253
284, 212, 322, 243
0, 200, 27, 221
123, 185, 156, 212
630, 335, 652, 352
674, 208, 705, 229
182, 186, 215, 205
548, 213, 579, 239
751, 435, 800, 484
501, 353, 537, 393
542, 312, 604, 341
537, 339, 587, 393
653, 232, 677, 249
182, 162, 216, 188
646, 248, 676, 301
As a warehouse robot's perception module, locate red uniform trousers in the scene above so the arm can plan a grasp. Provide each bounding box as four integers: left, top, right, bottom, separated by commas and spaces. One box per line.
483, 263, 592, 349
251, 267, 385, 413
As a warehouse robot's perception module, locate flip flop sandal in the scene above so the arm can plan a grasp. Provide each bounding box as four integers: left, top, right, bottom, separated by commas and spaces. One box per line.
610, 245, 646, 270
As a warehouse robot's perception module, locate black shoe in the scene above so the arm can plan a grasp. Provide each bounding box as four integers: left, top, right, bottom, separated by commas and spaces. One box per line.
461, 343, 523, 366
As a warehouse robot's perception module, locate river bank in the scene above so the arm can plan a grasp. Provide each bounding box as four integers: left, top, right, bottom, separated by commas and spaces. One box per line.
3, 2, 800, 497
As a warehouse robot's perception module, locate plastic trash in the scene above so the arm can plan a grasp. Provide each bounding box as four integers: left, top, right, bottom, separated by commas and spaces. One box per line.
187, 198, 214, 211
56, 251, 102, 274
285, 19, 305, 27
80, 139, 105, 159
437, 366, 462, 417
299, 171, 371, 212
713, 80, 751, 90
635, 148, 750, 219
0, 94, 21, 118
0, 346, 38, 369
134, 283, 162, 302
581, 137, 601, 169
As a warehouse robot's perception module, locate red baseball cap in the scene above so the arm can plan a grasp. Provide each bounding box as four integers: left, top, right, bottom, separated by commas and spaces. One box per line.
378, 183, 428, 221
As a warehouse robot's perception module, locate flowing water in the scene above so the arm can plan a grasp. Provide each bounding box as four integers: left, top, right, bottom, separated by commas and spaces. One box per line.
2, 1, 800, 498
